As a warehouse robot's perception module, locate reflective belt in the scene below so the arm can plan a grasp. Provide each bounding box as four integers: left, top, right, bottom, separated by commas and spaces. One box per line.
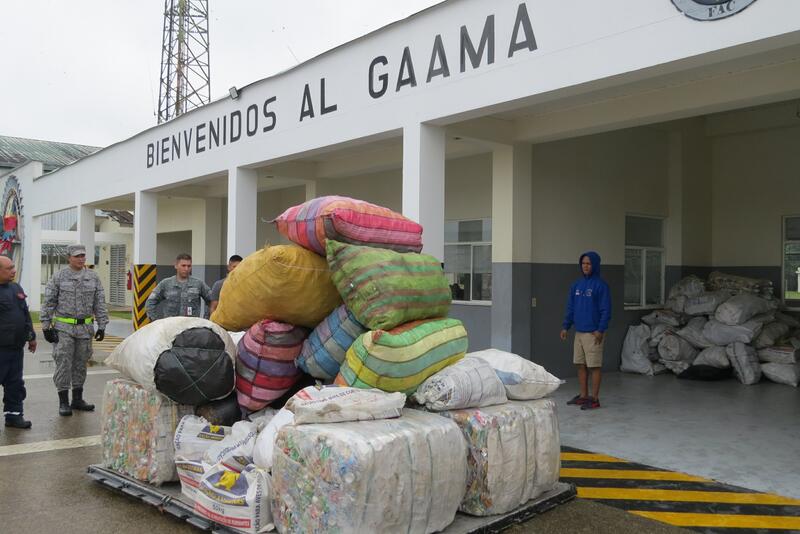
54, 316, 94, 325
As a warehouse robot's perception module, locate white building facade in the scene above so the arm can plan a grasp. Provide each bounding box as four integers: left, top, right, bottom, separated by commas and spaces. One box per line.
22, 0, 800, 376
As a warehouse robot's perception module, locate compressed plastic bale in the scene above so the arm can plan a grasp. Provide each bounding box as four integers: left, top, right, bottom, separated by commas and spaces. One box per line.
757, 346, 799, 364
235, 320, 309, 413
726, 342, 762, 385
412, 356, 507, 411
761, 363, 800, 387
467, 349, 563, 400
105, 317, 237, 404
684, 290, 733, 316
693, 347, 730, 369
676, 317, 713, 349
101, 378, 194, 485
326, 240, 451, 331
210, 245, 342, 331
335, 318, 468, 394
715, 294, 775, 326
285, 386, 405, 424
755, 322, 790, 349
668, 275, 706, 299
273, 195, 423, 255
657, 333, 698, 362
703, 319, 763, 346
271, 409, 466, 534
707, 271, 773, 297
620, 324, 660, 375
296, 305, 367, 380
438, 399, 560, 516
194, 464, 273, 534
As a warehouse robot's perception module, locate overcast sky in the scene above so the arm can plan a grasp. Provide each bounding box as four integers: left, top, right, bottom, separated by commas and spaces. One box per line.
0, 0, 442, 148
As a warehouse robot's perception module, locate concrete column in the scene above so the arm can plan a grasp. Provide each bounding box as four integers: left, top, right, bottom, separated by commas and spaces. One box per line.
133, 191, 158, 264
490, 143, 533, 355
22, 215, 42, 311
77, 204, 95, 265
402, 122, 445, 261
227, 166, 259, 259
305, 180, 318, 201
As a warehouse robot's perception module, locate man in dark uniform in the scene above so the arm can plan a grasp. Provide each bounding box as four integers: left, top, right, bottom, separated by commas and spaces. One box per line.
0, 255, 36, 429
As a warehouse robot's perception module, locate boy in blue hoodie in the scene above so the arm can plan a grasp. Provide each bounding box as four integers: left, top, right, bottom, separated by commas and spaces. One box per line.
560, 251, 611, 410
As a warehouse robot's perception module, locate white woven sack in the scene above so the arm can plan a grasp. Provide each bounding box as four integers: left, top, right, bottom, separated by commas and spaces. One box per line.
468, 349, 563, 400
286, 386, 406, 424
413, 357, 507, 411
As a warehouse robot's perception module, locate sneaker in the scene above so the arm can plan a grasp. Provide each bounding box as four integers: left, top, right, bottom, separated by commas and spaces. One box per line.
580, 398, 601, 410
567, 395, 590, 406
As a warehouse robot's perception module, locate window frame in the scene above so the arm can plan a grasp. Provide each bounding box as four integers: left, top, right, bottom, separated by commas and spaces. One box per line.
444, 219, 492, 305
624, 214, 666, 310
782, 214, 800, 310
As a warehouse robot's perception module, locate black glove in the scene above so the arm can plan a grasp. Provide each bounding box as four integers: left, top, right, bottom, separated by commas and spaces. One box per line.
94, 329, 105, 342
44, 328, 59, 344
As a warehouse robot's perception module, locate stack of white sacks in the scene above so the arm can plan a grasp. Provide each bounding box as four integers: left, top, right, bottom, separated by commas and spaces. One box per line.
621, 272, 800, 387
171, 349, 564, 534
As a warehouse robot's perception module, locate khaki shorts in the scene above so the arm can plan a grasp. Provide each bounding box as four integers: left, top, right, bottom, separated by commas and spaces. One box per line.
573, 332, 604, 368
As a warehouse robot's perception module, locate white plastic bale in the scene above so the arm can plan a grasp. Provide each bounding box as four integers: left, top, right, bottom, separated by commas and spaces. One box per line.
683, 290, 733, 316
203, 420, 259, 473
657, 333, 698, 363
648, 323, 673, 348
676, 317, 713, 349
703, 319, 763, 346
620, 325, 659, 375
666, 295, 686, 314
642, 310, 682, 327
252, 408, 295, 470
726, 343, 762, 385
668, 275, 706, 299
467, 349, 562, 400
715, 294, 775, 326
286, 386, 406, 424
693, 347, 731, 369
761, 363, 800, 387
412, 357, 507, 411
758, 346, 799, 364
659, 359, 690, 375
754, 322, 790, 349
101, 378, 194, 485
437, 399, 559, 517
271, 409, 467, 534
194, 464, 273, 534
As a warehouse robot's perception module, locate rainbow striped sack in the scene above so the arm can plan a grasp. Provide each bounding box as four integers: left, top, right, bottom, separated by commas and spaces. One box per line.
335, 318, 468, 394
274, 196, 423, 255
235, 320, 309, 412
296, 305, 367, 380
326, 240, 452, 331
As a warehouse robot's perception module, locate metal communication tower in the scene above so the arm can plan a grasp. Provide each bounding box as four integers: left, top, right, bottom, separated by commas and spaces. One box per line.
158, 0, 210, 123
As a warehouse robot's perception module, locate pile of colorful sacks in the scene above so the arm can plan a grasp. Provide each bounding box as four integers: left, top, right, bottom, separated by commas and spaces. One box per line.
100, 195, 565, 534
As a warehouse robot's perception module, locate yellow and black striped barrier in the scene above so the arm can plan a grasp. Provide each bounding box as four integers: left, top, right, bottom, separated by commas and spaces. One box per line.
560, 446, 800, 532
133, 264, 157, 331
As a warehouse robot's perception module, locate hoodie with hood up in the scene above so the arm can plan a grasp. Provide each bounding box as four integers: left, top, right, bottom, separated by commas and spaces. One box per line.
562, 251, 611, 333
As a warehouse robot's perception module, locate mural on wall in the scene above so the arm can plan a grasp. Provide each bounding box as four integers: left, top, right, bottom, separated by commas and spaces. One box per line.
1, 176, 23, 278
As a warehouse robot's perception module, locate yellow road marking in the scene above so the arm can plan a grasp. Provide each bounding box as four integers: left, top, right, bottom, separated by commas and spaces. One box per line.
631, 511, 800, 529
561, 452, 627, 463
0, 435, 101, 457
560, 468, 709, 482
578, 487, 800, 506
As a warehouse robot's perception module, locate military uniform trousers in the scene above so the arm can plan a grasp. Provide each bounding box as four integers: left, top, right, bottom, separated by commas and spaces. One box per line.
0, 348, 26, 416
52, 335, 93, 392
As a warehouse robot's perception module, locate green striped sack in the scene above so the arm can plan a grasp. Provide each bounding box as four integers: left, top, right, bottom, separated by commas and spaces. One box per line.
326, 240, 451, 331
335, 318, 468, 394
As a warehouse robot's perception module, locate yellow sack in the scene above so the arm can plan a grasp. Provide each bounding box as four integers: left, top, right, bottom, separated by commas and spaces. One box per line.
210, 245, 341, 331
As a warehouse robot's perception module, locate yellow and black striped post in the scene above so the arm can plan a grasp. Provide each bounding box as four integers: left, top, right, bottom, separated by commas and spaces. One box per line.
133, 264, 157, 330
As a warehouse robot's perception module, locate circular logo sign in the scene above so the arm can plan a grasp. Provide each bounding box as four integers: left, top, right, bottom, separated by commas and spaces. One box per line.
671, 0, 758, 21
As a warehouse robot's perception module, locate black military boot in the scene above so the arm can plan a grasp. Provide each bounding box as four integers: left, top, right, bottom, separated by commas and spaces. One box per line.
70, 388, 95, 412
58, 390, 73, 416
5, 414, 32, 429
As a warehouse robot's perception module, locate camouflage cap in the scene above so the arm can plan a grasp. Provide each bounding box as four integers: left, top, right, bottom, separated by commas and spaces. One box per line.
67, 244, 87, 257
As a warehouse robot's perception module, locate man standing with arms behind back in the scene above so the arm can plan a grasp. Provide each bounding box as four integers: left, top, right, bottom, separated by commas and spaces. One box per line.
146, 253, 212, 321
41, 244, 108, 416
0, 255, 37, 429
560, 251, 611, 411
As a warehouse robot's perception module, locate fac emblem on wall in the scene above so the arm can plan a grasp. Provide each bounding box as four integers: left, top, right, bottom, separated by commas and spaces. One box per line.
671, 0, 759, 21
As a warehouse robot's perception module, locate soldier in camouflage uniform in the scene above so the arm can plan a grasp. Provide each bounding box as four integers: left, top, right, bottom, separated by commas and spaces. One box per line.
145, 253, 212, 321
41, 244, 109, 416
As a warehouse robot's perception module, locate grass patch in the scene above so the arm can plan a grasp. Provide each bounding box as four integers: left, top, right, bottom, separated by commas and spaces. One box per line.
109, 310, 132, 321
787, 291, 800, 301
30, 311, 40, 323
